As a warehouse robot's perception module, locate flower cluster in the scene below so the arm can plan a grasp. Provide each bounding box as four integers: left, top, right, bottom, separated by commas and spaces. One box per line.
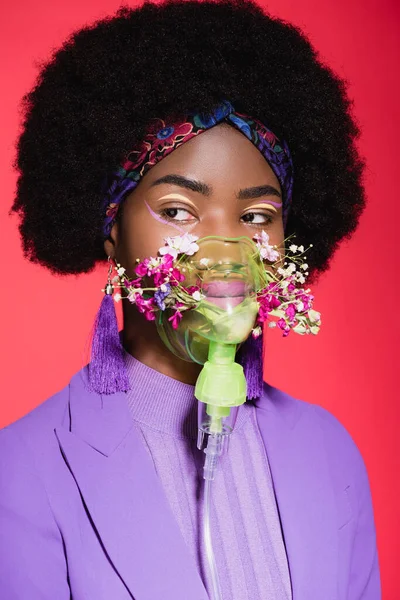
110, 233, 204, 328
106, 230, 321, 336
253, 238, 321, 337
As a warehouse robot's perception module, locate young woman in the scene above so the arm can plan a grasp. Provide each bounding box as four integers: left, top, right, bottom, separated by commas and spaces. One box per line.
0, 0, 380, 598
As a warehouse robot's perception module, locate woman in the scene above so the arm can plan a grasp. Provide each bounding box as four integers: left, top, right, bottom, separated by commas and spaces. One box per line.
0, 0, 380, 598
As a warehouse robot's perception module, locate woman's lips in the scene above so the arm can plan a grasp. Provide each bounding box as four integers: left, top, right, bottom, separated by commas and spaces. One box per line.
203, 281, 247, 296
202, 281, 247, 308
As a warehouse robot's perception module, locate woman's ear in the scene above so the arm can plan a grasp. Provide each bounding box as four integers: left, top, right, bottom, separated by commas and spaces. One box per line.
103, 221, 119, 259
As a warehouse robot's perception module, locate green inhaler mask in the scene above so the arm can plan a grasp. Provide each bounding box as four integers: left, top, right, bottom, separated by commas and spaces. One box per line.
156, 235, 267, 454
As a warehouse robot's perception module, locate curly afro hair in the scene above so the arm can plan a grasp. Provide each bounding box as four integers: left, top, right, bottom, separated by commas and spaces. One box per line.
10, 0, 366, 278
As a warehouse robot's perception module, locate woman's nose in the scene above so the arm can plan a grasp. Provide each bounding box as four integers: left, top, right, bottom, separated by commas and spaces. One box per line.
195, 214, 245, 240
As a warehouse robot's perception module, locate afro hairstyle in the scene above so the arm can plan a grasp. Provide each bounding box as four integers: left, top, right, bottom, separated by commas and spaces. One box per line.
10, 0, 366, 278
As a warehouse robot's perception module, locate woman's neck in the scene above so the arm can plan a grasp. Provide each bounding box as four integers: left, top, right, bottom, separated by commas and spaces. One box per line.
122, 310, 203, 385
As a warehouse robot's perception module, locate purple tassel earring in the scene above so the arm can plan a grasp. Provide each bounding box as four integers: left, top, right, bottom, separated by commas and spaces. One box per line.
87, 257, 130, 394
236, 329, 264, 400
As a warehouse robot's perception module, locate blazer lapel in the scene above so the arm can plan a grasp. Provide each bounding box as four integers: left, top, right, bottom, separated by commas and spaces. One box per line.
55, 367, 208, 600
255, 385, 339, 600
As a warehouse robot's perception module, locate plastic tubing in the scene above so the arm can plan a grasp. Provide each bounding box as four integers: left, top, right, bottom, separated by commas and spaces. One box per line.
202, 433, 224, 600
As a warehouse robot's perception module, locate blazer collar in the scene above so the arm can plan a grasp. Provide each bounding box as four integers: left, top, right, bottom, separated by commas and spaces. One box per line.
56, 366, 209, 600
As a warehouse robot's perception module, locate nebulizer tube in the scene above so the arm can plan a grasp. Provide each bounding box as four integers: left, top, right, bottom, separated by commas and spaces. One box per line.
196, 342, 246, 600
156, 236, 266, 600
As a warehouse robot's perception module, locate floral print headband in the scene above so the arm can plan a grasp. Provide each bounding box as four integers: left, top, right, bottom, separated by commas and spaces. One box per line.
102, 99, 294, 237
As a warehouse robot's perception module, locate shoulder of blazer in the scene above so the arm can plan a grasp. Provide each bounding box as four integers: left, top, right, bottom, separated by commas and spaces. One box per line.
1, 376, 71, 438
256, 380, 368, 491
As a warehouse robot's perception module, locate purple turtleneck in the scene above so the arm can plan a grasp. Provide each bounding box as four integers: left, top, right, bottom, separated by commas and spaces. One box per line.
124, 350, 292, 600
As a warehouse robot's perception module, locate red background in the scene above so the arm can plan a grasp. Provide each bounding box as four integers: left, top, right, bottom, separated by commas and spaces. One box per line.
1, 0, 398, 596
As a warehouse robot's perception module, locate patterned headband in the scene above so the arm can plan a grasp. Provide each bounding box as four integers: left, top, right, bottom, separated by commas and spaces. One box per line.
102, 100, 294, 237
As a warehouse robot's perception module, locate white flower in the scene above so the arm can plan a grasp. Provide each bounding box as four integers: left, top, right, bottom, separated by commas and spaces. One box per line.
160, 284, 169, 292
117, 267, 126, 276
277, 267, 286, 276
148, 257, 160, 268
268, 321, 277, 328
298, 245, 304, 253
252, 326, 262, 338
159, 233, 199, 259
114, 293, 122, 303
296, 273, 306, 284
296, 301, 305, 312
112, 275, 120, 283
179, 233, 200, 255
159, 246, 178, 259
301, 263, 309, 271
289, 244, 298, 253
260, 245, 280, 262
192, 290, 203, 302
287, 262, 296, 274
308, 309, 321, 323
199, 257, 210, 267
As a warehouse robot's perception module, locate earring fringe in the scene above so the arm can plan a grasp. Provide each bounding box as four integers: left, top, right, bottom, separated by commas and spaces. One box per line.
236, 331, 264, 400
87, 261, 130, 394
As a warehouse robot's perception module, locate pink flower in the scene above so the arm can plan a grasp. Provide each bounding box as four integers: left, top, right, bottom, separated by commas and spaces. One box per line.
185, 285, 200, 294
160, 254, 174, 269
169, 267, 185, 285
135, 259, 150, 277
253, 230, 280, 262
168, 308, 183, 329
257, 292, 281, 323
277, 318, 290, 337
153, 270, 168, 287
125, 277, 143, 288
135, 295, 156, 321
285, 303, 296, 322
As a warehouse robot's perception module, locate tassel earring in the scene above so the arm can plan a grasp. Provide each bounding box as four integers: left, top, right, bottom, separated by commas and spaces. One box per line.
236, 328, 264, 400
87, 256, 130, 394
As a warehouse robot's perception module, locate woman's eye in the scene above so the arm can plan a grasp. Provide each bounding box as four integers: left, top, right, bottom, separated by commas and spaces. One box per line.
241, 212, 273, 225
160, 207, 196, 222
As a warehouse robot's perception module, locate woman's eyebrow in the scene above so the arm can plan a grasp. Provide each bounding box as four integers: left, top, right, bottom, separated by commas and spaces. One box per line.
150, 174, 281, 199
237, 185, 281, 200
150, 174, 211, 196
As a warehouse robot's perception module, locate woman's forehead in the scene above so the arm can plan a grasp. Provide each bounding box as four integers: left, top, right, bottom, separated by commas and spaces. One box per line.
141, 124, 281, 192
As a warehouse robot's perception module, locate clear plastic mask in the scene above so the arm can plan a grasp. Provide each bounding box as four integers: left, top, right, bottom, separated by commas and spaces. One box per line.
156, 236, 267, 364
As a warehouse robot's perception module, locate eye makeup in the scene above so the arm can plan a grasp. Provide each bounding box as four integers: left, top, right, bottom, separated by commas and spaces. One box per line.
251, 200, 283, 212
158, 193, 196, 207
144, 194, 282, 231
144, 200, 187, 233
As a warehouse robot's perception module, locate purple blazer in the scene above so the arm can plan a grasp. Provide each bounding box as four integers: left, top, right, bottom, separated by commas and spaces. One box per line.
0, 365, 381, 599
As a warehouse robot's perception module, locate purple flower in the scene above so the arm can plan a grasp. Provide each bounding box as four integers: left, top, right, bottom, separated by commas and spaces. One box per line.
154, 283, 171, 311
